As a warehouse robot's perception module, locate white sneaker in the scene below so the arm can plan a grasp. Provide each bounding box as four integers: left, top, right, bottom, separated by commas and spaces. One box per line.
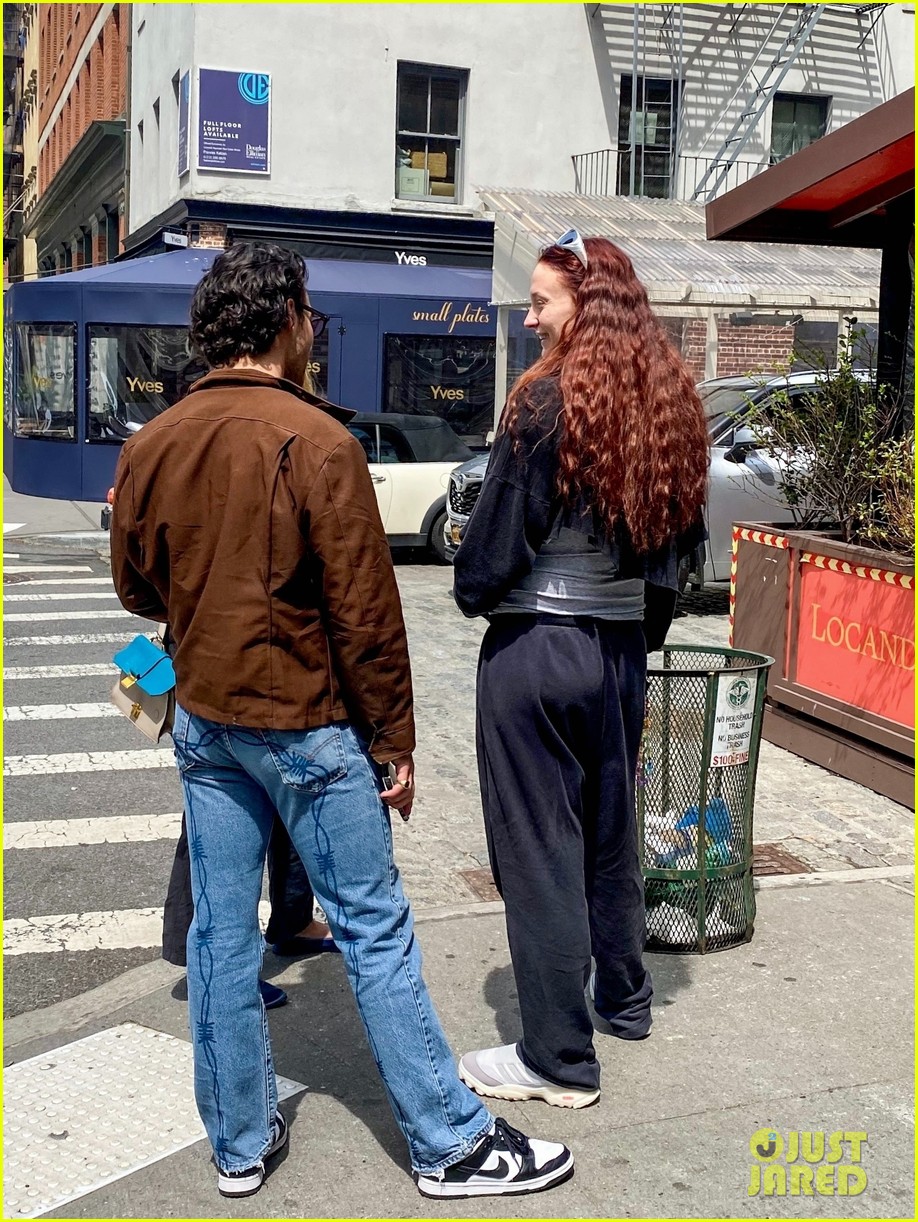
216, 1111, 288, 1198
414, 1117, 574, 1198
458, 1044, 599, 1109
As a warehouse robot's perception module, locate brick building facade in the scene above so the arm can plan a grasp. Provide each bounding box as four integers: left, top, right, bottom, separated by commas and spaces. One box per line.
25, 2, 126, 274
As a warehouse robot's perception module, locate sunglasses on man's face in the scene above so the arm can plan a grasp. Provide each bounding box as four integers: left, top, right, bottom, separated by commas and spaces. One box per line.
303, 304, 330, 339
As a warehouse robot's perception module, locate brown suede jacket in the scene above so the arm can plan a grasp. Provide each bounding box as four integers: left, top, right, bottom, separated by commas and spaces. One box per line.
110, 367, 415, 763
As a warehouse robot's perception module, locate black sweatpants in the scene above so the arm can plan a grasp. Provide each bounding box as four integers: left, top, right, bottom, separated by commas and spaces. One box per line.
162, 813, 316, 967
476, 615, 652, 1091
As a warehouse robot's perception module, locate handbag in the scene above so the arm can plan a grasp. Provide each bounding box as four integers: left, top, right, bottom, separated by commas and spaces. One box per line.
111, 634, 176, 742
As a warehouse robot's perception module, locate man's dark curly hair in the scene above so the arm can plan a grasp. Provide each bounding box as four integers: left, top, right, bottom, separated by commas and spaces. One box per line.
189, 242, 308, 367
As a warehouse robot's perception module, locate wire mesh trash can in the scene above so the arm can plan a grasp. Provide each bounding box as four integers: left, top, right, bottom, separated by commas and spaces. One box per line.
637, 644, 774, 953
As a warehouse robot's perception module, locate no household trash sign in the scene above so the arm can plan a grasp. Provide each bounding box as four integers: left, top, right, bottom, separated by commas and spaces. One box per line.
710, 672, 758, 768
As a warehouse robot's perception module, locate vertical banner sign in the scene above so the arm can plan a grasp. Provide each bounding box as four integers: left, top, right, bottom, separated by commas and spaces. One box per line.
177, 71, 190, 177
197, 68, 271, 174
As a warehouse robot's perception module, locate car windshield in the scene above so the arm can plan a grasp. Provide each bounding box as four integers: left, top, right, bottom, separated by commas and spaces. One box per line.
699, 382, 762, 438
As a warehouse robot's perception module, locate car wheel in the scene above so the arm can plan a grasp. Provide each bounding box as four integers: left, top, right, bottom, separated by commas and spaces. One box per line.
428, 509, 450, 563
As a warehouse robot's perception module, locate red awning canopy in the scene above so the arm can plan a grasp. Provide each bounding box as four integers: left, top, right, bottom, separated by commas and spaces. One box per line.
706, 89, 915, 248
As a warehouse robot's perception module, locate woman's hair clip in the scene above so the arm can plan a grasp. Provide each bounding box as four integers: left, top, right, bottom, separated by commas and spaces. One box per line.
554, 228, 589, 269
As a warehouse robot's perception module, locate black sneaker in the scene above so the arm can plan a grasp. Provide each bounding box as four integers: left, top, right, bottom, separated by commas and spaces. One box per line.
216, 1110, 288, 1198
413, 1117, 574, 1199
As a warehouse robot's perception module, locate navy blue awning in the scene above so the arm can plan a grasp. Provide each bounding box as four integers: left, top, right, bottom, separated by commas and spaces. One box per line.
17, 249, 492, 299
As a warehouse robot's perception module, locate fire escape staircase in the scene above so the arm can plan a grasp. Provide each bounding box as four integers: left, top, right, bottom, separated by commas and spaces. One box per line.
691, 3, 828, 202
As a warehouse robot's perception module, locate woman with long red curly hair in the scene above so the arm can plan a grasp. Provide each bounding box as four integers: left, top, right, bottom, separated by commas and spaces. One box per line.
452, 231, 708, 1109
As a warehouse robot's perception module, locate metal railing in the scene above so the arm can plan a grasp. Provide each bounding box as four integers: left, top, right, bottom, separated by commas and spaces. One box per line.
572, 149, 765, 202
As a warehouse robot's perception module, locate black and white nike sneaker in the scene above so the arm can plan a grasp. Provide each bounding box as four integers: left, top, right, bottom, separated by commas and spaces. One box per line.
413, 1117, 574, 1198
216, 1110, 289, 1198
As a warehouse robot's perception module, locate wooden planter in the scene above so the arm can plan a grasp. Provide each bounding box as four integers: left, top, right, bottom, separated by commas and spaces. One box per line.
729, 524, 915, 808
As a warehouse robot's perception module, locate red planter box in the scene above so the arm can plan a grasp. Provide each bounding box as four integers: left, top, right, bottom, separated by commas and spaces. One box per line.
730, 524, 915, 808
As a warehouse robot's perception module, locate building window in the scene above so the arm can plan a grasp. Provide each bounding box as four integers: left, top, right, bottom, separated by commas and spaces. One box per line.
395, 63, 466, 203
770, 93, 829, 164
616, 75, 680, 199
791, 320, 839, 372
383, 334, 495, 447
87, 324, 206, 441
507, 310, 541, 397
303, 325, 329, 398
13, 323, 77, 440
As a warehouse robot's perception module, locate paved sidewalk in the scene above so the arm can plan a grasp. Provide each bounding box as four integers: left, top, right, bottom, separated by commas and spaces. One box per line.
4, 878, 913, 1219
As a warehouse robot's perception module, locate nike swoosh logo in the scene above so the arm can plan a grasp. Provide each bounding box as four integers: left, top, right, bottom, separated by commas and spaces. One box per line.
468, 1153, 520, 1180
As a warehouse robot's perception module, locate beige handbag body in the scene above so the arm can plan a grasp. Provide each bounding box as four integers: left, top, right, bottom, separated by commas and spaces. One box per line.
110, 633, 176, 742
110, 677, 175, 742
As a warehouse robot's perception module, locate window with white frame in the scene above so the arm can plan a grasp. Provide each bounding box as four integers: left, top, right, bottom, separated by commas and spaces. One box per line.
395, 63, 467, 203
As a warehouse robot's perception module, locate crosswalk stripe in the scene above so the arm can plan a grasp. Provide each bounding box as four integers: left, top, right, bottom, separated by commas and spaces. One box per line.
5, 633, 139, 646
5, 610, 134, 622
5, 592, 120, 602
4, 702, 119, 721
5, 813, 183, 849
2, 577, 113, 587
4, 902, 271, 955
2, 565, 92, 574
4, 749, 174, 776
4, 663, 117, 680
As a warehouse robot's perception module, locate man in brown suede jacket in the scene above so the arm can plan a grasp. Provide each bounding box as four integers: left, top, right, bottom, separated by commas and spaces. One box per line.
110, 243, 572, 1203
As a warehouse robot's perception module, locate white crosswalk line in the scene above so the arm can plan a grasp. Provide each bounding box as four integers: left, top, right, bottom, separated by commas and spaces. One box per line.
5, 609, 133, 622
4, 749, 174, 776
5, 633, 140, 646
5, 592, 120, 602
3, 565, 92, 574
5, 663, 117, 680
5, 813, 183, 849
4, 902, 271, 955
2, 577, 113, 587
4, 702, 119, 721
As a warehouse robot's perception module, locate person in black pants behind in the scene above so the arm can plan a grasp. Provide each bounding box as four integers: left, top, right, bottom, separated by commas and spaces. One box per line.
452, 229, 708, 1108
163, 813, 339, 1008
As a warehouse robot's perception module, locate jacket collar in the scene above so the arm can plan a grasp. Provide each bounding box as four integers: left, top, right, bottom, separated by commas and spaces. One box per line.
188, 366, 356, 424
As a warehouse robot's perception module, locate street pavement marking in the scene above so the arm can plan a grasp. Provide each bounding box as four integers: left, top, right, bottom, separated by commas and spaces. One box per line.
2, 1023, 306, 1219
2, 577, 113, 587
5, 813, 183, 850
5, 633, 140, 646
5, 592, 120, 602
3, 565, 92, 574
4, 902, 271, 955
4, 749, 175, 776
5, 663, 117, 680
4, 522, 26, 534
4, 702, 121, 721
5, 610, 134, 622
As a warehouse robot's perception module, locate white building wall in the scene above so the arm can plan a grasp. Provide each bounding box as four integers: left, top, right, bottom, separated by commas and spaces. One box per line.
872, 2, 916, 101
130, 1, 196, 227
128, 2, 610, 232
128, 2, 915, 235
586, 2, 915, 199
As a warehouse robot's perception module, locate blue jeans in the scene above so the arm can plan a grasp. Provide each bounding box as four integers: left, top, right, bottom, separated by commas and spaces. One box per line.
172, 704, 491, 1174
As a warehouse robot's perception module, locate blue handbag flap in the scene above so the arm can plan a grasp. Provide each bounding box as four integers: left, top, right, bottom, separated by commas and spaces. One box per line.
113, 636, 176, 696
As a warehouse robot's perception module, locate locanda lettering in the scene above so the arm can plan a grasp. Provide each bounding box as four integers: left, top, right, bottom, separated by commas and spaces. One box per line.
810, 603, 914, 672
